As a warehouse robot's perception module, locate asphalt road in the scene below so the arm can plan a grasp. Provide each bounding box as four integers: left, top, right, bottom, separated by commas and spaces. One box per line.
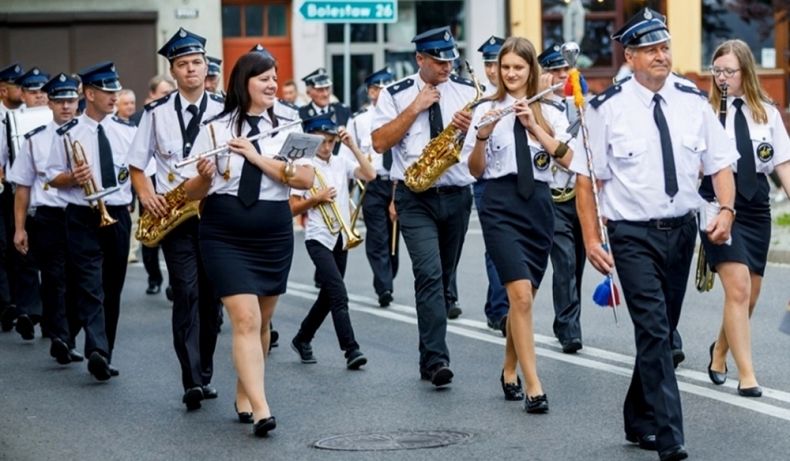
1, 213, 789, 460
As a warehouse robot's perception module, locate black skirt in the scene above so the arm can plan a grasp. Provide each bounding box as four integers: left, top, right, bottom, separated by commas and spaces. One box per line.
479, 175, 554, 286
699, 174, 771, 276
199, 194, 294, 297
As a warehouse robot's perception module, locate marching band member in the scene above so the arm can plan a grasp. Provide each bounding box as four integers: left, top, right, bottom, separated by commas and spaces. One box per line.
464, 36, 573, 413
8, 73, 77, 361
340, 67, 399, 308
205, 56, 223, 97
537, 45, 586, 354
128, 28, 224, 411
299, 68, 350, 157
183, 50, 313, 436
702, 39, 790, 397
289, 114, 375, 368
570, 9, 736, 459
46, 61, 136, 382
475, 35, 510, 335
371, 26, 476, 388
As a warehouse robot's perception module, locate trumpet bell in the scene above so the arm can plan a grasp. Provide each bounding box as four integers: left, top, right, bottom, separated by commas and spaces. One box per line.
344, 233, 364, 251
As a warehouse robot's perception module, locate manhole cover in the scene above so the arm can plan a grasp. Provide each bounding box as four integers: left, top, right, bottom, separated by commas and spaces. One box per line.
314, 430, 473, 451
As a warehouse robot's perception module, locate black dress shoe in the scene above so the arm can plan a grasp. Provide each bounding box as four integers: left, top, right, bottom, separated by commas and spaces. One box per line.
345, 349, 367, 370
108, 365, 120, 377
626, 433, 657, 451
447, 302, 462, 319
659, 445, 689, 461
202, 385, 218, 399
183, 387, 204, 411
707, 342, 727, 385
69, 348, 84, 362
672, 348, 685, 369
235, 402, 253, 423
87, 352, 112, 381
50, 338, 72, 365
737, 383, 763, 397
253, 416, 277, 437
145, 282, 161, 295
165, 286, 174, 301
15, 314, 35, 340
269, 326, 279, 348
378, 290, 393, 308
290, 338, 317, 364
500, 370, 525, 401
525, 393, 549, 414
430, 363, 453, 387
561, 338, 583, 354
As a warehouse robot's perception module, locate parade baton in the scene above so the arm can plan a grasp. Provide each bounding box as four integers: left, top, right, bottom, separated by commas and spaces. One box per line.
561, 42, 621, 324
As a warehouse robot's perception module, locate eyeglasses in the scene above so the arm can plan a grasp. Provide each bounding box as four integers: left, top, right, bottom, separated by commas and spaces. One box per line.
709, 66, 740, 78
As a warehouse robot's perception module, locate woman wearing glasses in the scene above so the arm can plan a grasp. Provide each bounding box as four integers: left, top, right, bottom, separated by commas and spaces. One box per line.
701, 39, 790, 396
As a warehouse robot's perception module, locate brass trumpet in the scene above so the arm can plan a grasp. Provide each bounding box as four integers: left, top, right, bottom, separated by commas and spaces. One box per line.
63, 133, 119, 227
311, 169, 362, 250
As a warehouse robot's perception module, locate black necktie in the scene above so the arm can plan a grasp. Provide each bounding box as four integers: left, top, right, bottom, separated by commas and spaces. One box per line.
428, 101, 443, 139
383, 149, 393, 171
733, 98, 757, 200
513, 117, 535, 200
97, 124, 117, 188
652, 94, 678, 197
183, 104, 200, 157
238, 116, 262, 207
5, 113, 14, 166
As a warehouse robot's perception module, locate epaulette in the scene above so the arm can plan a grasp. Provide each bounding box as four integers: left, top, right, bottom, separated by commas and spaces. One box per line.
352, 107, 368, 118
56, 118, 78, 135
277, 99, 298, 111
450, 74, 475, 88
674, 82, 708, 100
24, 124, 47, 140
209, 92, 224, 104
589, 78, 628, 109
612, 75, 632, 86
144, 91, 173, 111
672, 72, 694, 85
387, 78, 414, 95
541, 98, 565, 112
112, 115, 136, 127
201, 112, 224, 126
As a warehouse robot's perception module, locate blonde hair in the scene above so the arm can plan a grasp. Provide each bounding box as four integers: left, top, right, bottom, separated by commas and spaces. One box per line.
489, 36, 553, 136
708, 39, 770, 124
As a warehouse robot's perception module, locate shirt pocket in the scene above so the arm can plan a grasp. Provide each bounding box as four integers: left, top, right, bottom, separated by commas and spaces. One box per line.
487, 130, 513, 172
157, 137, 181, 160
610, 138, 647, 163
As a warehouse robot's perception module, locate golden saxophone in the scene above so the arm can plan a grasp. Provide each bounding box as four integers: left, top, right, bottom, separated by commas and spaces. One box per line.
311, 169, 362, 251
135, 112, 204, 247
403, 61, 483, 192
63, 133, 118, 227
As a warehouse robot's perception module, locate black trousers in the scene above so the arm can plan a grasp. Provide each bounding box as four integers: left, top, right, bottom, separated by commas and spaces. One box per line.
362, 177, 399, 295
0, 185, 16, 325
550, 197, 585, 342
296, 237, 359, 353
394, 183, 472, 370
142, 245, 163, 286
65, 204, 131, 361
161, 216, 220, 389
607, 216, 696, 453
13, 218, 42, 322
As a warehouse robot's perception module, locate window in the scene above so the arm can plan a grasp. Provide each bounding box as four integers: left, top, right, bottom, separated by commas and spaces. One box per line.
701, 0, 777, 68
222, 2, 288, 38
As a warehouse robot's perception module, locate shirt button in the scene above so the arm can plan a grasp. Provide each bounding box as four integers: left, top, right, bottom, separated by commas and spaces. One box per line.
628, 153, 633, 157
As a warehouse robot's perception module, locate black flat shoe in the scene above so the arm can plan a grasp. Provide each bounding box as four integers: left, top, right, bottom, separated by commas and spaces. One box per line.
202, 385, 218, 399
561, 338, 582, 354
737, 383, 763, 398
707, 342, 727, 385
183, 387, 203, 411
499, 370, 525, 401
659, 445, 689, 461
69, 348, 84, 362
145, 282, 161, 295
253, 416, 276, 437
525, 393, 549, 414
87, 352, 111, 381
430, 363, 453, 387
108, 365, 120, 377
15, 314, 34, 340
345, 350, 367, 370
50, 338, 72, 365
671, 348, 685, 369
235, 402, 253, 423
378, 290, 393, 308
625, 433, 657, 451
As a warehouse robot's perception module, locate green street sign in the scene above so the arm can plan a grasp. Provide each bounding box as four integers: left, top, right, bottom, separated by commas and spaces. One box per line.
299, 0, 398, 23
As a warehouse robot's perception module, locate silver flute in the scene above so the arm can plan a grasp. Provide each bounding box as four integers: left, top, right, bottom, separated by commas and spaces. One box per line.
173, 118, 303, 169
474, 82, 565, 129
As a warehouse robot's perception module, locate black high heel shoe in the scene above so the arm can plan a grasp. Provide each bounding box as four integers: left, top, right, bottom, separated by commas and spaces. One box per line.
235, 402, 253, 424
525, 393, 549, 414
499, 370, 525, 401
707, 342, 727, 385
253, 416, 277, 437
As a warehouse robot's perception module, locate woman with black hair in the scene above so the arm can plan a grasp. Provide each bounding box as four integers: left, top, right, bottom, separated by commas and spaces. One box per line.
184, 51, 314, 436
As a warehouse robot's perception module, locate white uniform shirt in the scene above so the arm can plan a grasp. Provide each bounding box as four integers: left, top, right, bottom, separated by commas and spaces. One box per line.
1, 104, 43, 169
568, 76, 739, 221
461, 94, 571, 181
45, 113, 135, 207
184, 109, 307, 201
720, 96, 790, 175
299, 154, 358, 250
127, 91, 224, 194
339, 108, 387, 175
7, 121, 67, 208
371, 73, 478, 187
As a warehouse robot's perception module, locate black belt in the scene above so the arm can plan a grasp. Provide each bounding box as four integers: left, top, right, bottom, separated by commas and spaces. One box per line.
396, 182, 467, 195
610, 212, 695, 231
375, 174, 391, 181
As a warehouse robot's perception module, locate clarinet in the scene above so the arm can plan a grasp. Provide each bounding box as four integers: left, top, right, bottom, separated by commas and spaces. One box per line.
718, 82, 728, 127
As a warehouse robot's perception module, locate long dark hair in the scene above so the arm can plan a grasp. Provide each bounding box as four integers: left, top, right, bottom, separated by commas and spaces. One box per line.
221, 52, 277, 136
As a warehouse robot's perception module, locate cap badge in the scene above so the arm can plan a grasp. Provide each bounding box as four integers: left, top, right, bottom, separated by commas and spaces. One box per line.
443, 31, 450, 41
644, 9, 653, 19
111, 65, 116, 72
14, 65, 20, 73
33, 69, 39, 75
489, 37, 496, 45
179, 28, 187, 38
59, 74, 66, 82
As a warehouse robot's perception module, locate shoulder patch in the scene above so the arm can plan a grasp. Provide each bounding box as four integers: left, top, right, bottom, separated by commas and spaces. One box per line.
672, 72, 694, 85
541, 98, 566, 112
56, 118, 78, 135
387, 78, 414, 96
450, 74, 475, 88
612, 75, 632, 86
209, 92, 224, 104
24, 124, 47, 139
112, 115, 136, 127
277, 99, 298, 110
589, 82, 625, 109
674, 82, 708, 99
144, 91, 173, 112
351, 107, 368, 118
